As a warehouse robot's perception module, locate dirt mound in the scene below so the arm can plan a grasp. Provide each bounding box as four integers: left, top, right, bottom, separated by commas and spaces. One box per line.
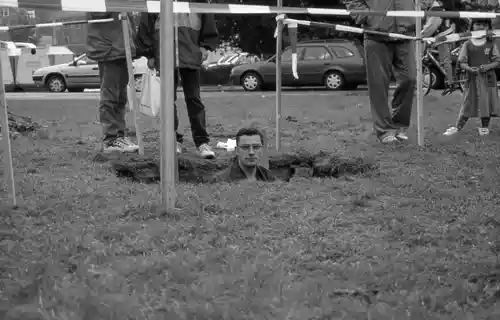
99, 150, 376, 183
1, 111, 42, 138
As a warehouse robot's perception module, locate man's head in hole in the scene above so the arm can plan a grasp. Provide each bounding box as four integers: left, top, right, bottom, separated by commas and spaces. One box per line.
235, 127, 264, 169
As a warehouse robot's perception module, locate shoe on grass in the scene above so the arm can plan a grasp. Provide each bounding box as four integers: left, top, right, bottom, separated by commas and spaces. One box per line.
103, 137, 138, 153
198, 143, 215, 159
443, 126, 459, 136
478, 127, 489, 136
379, 132, 399, 144
396, 131, 408, 141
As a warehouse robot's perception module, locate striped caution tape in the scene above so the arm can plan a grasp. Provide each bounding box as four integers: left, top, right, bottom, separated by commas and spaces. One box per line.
431, 30, 500, 45
0, 18, 118, 32
279, 16, 500, 79
0, 0, 499, 17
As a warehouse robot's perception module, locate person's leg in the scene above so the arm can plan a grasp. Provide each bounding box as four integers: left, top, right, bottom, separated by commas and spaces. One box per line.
174, 68, 184, 148
444, 115, 469, 136
439, 43, 454, 87
116, 58, 129, 139
179, 68, 214, 158
364, 38, 398, 142
391, 40, 417, 140
479, 117, 491, 135
98, 59, 136, 152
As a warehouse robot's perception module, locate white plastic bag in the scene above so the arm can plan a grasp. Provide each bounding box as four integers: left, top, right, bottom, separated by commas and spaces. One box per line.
139, 71, 161, 118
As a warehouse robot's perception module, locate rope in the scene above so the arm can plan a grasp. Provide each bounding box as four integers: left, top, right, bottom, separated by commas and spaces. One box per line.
2, 1, 500, 17
0, 18, 117, 32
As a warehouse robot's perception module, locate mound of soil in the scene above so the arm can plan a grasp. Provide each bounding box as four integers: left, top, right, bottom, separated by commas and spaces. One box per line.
100, 150, 376, 183
1, 111, 42, 138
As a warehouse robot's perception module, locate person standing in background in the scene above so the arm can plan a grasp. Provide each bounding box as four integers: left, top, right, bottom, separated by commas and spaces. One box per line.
342, 0, 416, 144
86, 12, 139, 153
421, 0, 459, 95
135, 7, 219, 159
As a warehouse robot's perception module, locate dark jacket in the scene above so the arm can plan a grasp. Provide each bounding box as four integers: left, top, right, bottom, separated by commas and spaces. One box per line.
135, 13, 219, 69
343, 0, 415, 35
86, 13, 137, 62
210, 157, 275, 183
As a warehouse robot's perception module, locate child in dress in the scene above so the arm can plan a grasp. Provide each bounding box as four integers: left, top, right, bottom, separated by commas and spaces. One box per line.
443, 19, 500, 136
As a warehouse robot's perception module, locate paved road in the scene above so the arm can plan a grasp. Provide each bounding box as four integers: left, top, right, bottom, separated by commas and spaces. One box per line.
5, 89, 369, 101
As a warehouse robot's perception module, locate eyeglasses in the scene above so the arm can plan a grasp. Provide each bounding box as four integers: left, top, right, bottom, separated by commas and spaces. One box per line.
238, 144, 262, 151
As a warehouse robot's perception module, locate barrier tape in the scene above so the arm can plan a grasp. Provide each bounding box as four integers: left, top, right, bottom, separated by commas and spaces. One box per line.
280, 16, 500, 79
0, 0, 500, 17
433, 29, 500, 45
0, 18, 117, 32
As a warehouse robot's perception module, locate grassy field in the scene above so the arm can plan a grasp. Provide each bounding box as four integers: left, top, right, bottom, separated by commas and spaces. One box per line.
2, 90, 500, 319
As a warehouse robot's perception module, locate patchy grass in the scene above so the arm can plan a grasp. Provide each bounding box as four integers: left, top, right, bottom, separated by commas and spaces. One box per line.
2, 91, 500, 319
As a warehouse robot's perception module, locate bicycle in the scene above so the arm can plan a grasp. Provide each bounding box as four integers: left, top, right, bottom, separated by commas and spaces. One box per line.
421, 42, 467, 96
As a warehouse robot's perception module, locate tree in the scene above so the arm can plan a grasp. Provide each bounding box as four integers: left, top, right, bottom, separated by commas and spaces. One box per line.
213, 0, 353, 55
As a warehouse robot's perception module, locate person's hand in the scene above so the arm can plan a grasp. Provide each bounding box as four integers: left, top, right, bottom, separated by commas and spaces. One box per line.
479, 65, 488, 72
467, 67, 479, 74
200, 47, 209, 62
147, 57, 156, 69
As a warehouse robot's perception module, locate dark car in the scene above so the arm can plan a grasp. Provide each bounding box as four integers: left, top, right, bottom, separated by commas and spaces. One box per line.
200, 53, 260, 86
229, 39, 366, 91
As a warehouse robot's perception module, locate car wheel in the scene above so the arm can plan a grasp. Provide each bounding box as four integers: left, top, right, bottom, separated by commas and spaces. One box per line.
324, 71, 345, 90
68, 88, 84, 93
134, 74, 144, 92
241, 72, 262, 91
47, 75, 67, 93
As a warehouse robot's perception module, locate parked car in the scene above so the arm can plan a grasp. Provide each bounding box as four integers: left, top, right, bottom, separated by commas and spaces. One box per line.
201, 52, 260, 85
229, 39, 366, 91
32, 54, 148, 92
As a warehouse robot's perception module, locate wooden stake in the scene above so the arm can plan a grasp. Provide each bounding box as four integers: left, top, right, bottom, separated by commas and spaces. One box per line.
0, 50, 16, 206
121, 14, 144, 155
160, 0, 177, 210
415, 2, 424, 146
275, 0, 283, 151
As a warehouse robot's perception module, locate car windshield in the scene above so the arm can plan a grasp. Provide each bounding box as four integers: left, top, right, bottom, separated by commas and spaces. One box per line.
219, 54, 237, 64
72, 53, 86, 63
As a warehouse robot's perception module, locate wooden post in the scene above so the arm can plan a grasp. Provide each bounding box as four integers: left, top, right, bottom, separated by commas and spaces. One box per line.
160, 0, 177, 210
0, 52, 16, 206
121, 14, 144, 156
415, 1, 424, 146
275, 0, 283, 151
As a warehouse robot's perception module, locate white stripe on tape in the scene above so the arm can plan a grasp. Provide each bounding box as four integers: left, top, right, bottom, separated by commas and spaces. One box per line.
306, 8, 350, 15
386, 11, 424, 17
173, 2, 190, 13
336, 25, 363, 33
61, 0, 106, 12
459, 12, 496, 19
227, 4, 272, 13
148, 0, 161, 13
0, 0, 18, 8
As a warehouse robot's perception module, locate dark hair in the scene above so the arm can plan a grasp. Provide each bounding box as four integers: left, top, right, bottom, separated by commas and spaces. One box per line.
236, 127, 264, 145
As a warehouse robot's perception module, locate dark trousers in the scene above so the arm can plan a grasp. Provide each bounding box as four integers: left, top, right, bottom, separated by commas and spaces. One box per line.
438, 43, 453, 86
174, 68, 209, 148
364, 38, 417, 137
98, 59, 128, 142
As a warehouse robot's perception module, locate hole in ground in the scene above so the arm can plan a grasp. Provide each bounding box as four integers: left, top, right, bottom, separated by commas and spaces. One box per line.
101, 151, 377, 184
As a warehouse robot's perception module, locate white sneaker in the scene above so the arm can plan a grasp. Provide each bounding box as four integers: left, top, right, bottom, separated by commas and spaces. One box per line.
379, 133, 399, 144
122, 137, 139, 152
443, 127, 459, 136
176, 142, 182, 154
103, 137, 138, 153
396, 131, 408, 141
478, 127, 490, 136
198, 143, 215, 159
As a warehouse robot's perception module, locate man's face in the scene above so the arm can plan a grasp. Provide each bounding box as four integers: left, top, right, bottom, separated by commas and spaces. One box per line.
236, 134, 263, 167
